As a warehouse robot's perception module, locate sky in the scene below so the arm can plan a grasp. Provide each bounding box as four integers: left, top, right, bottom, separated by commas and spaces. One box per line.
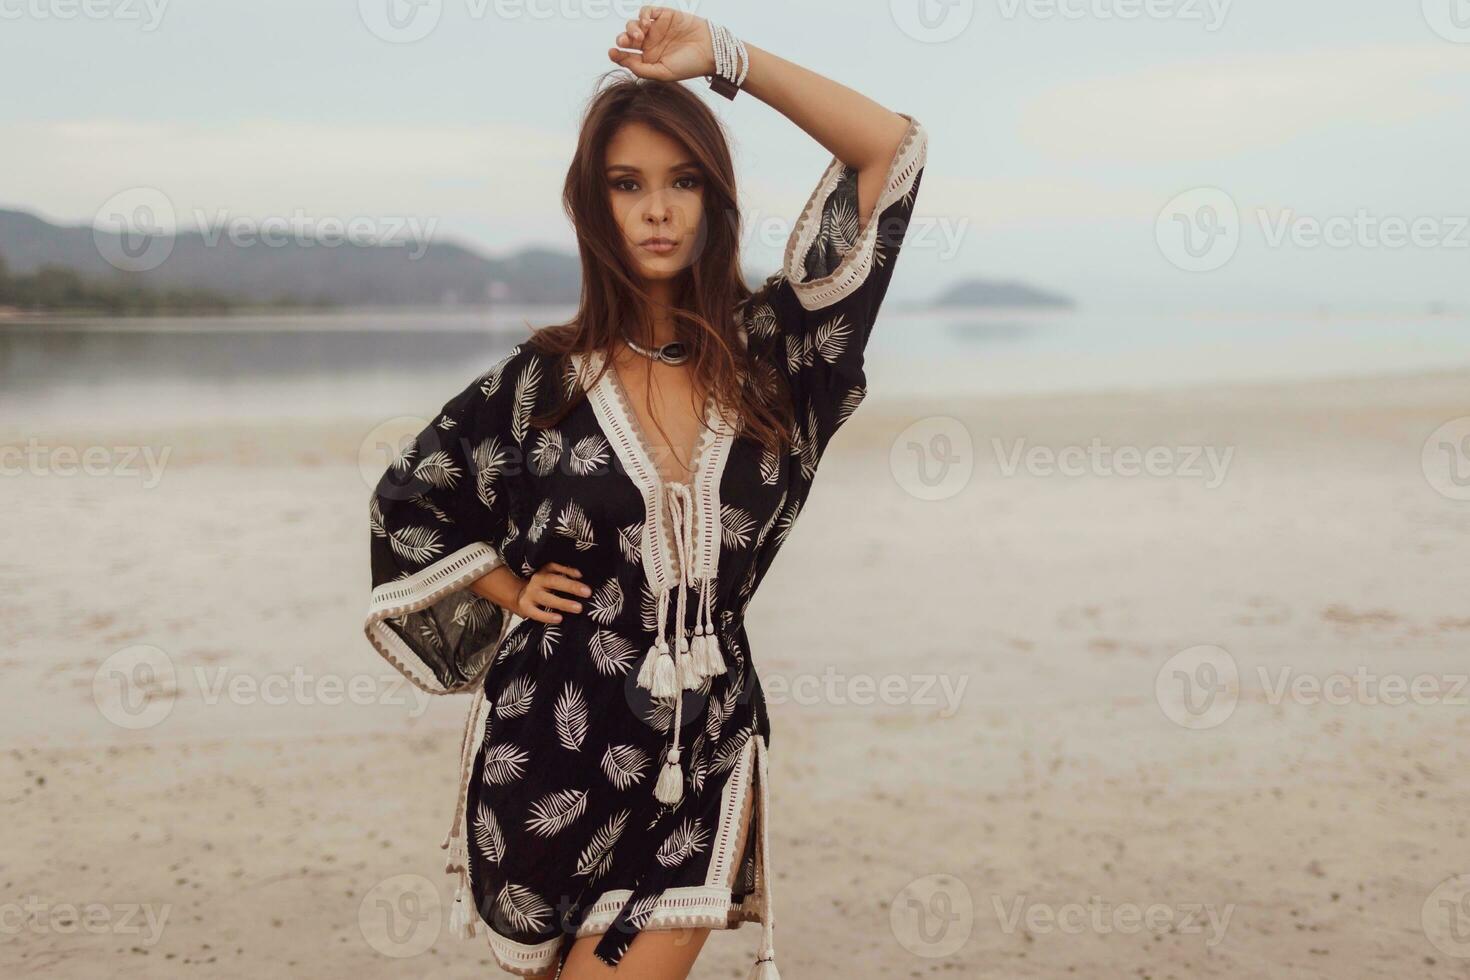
2, 0, 1468, 313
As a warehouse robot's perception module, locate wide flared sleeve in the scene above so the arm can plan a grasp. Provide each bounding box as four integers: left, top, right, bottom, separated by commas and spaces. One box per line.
742, 112, 928, 477
363, 345, 535, 695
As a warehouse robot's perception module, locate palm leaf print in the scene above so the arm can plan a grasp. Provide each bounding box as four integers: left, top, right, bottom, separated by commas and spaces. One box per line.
435, 413, 456, 430
494, 628, 528, 665
758, 445, 780, 485
368, 498, 386, 537
472, 436, 511, 511
574, 809, 630, 882
600, 744, 650, 790
529, 429, 563, 477
624, 892, 661, 930
528, 498, 553, 543
639, 582, 661, 632
655, 817, 710, 868
390, 442, 416, 473
387, 525, 442, 564
451, 594, 498, 632
774, 495, 803, 548
410, 493, 452, 523
747, 300, 779, 339
810, 314, 853, 365
829, 189, 862, 252
481, 743, 528, 785
589, 630, 637, 676
704, 691, 727, 741
712, 728, 752, 774
554, 683, 588, 751
495, 881, 552, 934
785, 333, 811, 375
720, 504, 756, 550
587, 578, 624, 625
688, 734, 708, 796
538, 624, 559, 659
524, 788, 588, 837
495, 675, 535, 720
836, 385, 866, 426
643, 697, 673, 733
555, 500, 596, 551
753, 489, 785, 552
473, 800, 505, 865
618, 523, 644, 565
478, 347, 517, 400
412, 449, 462, 489
510, 359, 542, 446
568, 434, 610, 476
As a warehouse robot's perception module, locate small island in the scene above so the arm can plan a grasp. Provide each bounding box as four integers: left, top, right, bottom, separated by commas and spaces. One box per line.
932, 277, 1076, 310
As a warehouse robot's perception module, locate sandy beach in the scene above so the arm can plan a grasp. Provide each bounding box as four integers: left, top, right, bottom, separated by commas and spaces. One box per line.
3, 367, 1469, 978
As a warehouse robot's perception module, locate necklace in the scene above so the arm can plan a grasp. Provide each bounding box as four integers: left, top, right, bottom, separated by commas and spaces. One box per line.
624, 337, 690, 365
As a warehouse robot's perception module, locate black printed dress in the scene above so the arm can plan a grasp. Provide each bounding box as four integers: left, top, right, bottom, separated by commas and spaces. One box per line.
364, 113, 927, 977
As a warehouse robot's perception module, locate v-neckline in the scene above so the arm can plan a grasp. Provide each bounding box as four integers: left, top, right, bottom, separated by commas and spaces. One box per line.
602, 352, 716, 490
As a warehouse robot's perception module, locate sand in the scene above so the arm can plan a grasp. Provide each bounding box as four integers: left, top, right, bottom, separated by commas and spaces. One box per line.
3, 368, 1469, 978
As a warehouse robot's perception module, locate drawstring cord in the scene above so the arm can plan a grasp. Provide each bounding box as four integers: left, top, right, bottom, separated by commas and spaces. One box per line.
443, 684, 490, 939
636, 481, 729, 805
748, 733, 780, 979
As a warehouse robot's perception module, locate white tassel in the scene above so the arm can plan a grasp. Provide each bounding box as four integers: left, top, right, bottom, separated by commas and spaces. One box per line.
701, 628, 728, 677
636, 641, 662, 690
650, 645, 679, 698
677, 642, 704, 690
449, 876, 477, 939
746, 955, 780, 979
654, 748, 684, 804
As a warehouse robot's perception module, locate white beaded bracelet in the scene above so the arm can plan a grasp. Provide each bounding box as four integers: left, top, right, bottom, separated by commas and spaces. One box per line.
705, 20, 745, 100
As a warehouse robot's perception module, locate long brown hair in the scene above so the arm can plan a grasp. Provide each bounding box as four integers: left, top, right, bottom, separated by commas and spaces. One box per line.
526, 71, 792, 457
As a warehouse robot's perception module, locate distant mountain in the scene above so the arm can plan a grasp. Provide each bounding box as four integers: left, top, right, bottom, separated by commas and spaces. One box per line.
0, 208, 584, 308
933, 277, 1075, 310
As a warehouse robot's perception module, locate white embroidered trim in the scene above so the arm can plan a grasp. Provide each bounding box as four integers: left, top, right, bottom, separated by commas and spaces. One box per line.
574, 349, 736, 588
782, 111, 929, 312
364, 541, 511, 695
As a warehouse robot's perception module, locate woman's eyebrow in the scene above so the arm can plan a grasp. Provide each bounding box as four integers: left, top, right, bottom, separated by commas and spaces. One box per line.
604, 161, 700, 174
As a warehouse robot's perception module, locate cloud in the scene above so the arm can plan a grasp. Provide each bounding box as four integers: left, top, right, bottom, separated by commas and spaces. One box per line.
1018, 44, 1470, 162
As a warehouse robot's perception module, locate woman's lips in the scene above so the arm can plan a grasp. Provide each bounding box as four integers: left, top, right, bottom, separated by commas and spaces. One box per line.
639, 239, 678, 255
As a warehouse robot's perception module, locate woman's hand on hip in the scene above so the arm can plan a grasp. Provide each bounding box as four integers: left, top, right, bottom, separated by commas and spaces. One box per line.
607, 6, 716, 82
515, 562, 593, 624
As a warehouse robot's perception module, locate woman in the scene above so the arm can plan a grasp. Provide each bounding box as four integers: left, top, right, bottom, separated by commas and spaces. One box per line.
364, 7, 928, 978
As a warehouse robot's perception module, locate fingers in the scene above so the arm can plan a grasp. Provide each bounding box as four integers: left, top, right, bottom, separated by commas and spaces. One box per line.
544, 563, 583, 578
542, 573, 593, 600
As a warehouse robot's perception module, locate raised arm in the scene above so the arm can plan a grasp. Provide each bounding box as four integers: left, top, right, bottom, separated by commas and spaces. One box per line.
609, 6, 912, 228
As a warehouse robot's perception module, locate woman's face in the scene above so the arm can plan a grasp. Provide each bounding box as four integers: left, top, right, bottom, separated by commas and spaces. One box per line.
604, 121, 706, 282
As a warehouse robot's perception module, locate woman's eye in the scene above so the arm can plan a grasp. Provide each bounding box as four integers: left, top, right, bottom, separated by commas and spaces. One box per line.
674, 175, 702, 190
612, 179, 639, 193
